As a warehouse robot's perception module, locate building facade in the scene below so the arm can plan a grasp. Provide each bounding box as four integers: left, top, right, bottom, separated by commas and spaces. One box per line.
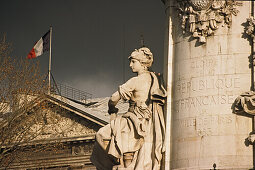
0, 94, 129, 170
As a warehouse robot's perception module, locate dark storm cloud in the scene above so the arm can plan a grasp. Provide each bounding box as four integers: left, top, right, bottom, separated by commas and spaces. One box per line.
0, 0, 165, 97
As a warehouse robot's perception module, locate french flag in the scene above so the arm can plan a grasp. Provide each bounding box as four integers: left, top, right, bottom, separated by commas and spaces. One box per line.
27, 30, 50, 59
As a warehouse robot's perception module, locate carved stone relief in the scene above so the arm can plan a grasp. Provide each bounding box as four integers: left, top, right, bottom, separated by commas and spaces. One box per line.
176, 0, 242, 43
29, 108, 99, 141
72, 143, 94, 156
245, 17, 255, 41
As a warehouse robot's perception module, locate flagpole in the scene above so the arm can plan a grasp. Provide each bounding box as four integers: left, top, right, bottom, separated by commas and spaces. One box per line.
48, 26, 52, 94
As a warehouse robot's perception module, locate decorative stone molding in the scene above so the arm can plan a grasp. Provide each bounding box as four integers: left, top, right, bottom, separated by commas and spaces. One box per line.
246, 17, 255, 41
245, 133, 255, 146
72, 146, 84, 155
72, 143, 94, 155
29, 108, 98, 141
176, 0, 242, 43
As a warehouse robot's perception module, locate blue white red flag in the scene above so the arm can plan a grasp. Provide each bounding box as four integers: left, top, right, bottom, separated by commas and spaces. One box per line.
27, 30, 50, 59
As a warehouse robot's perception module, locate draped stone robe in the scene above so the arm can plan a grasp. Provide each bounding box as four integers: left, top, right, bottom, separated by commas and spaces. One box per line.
91, 72, 166, 170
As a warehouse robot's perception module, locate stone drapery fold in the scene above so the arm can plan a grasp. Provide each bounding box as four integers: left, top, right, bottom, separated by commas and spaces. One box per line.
91, 72, 166, 170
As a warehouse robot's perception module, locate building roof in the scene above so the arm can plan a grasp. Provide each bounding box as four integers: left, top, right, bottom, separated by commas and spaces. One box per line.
84, 97, 129, 115
0, 94, 129, 145
46, 94, 129, 126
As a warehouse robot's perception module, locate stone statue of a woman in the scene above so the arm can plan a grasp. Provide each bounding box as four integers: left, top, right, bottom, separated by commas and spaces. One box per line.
91, 47, 166, 170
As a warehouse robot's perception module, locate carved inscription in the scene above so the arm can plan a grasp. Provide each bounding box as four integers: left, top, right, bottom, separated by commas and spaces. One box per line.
190, 58, 217, 76
196, 115, 218, 136
175, 94, 236, 112
178, 114, 234, 136
174, 54, 242, 138
175, 75, 240, 112
179, 118, 196, 128
176, 76, 240, 94
191, 58, 215, 68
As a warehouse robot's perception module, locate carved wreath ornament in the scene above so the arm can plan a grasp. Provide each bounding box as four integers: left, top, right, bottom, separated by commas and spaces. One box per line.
177, 0, 242, 43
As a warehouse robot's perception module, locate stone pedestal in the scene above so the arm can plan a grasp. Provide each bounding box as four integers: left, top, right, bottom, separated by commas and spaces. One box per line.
163, 1, 253, 169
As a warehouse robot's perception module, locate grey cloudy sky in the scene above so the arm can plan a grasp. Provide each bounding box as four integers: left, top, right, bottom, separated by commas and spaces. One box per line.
0, 0, 166, 97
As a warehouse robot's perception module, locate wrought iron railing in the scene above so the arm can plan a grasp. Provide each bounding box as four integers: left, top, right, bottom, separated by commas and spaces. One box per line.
51, 82, 92, 103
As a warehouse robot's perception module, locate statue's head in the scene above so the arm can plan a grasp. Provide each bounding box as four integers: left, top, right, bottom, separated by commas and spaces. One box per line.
128, 47, 153, 69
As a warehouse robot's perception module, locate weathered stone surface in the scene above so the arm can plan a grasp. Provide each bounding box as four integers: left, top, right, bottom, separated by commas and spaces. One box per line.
164, 0, 253, 169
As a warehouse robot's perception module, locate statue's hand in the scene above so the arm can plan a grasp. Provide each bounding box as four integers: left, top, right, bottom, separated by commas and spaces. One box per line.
110, 113, 117, 121
108, 106, 119, 115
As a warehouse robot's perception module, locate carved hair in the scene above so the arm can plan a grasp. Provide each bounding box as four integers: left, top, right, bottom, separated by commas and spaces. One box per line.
128, 47, 153, 68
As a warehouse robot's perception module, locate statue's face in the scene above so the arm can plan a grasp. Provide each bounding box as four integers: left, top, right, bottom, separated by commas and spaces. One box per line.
129, 58, 144, 73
